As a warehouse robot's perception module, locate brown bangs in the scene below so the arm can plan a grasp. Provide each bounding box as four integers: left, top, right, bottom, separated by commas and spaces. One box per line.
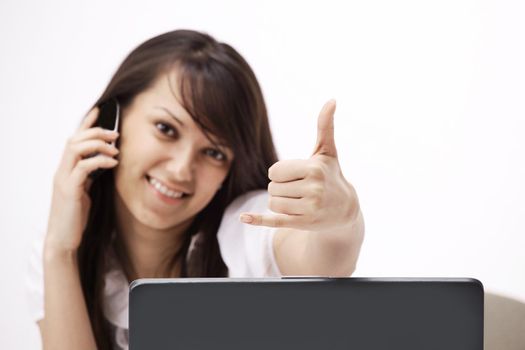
166, 59, 239, 153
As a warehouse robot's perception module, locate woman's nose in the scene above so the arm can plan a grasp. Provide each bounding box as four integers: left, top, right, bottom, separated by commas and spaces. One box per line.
165, 148, 195, 183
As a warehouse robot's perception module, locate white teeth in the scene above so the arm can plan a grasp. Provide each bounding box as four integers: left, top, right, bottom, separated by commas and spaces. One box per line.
147, 176, 184, 199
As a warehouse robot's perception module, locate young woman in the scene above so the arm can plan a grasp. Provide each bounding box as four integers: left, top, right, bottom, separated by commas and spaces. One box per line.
26, 29, 364, 350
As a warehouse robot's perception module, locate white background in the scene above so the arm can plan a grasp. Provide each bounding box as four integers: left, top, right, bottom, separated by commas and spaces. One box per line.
1, 0, 524, 348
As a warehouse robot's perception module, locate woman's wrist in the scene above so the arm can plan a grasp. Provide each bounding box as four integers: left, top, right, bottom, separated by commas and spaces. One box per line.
44, 236, 78, 264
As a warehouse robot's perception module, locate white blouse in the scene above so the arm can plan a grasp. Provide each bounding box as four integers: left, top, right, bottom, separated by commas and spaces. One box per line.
25, 190, 282, 350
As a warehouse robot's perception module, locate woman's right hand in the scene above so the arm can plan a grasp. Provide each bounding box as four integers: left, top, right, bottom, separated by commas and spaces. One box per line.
45, 106, 120, 255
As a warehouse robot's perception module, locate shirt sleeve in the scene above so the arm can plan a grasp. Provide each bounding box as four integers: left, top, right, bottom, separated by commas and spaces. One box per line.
217, 190, 282, 277
25, 232, 45, 323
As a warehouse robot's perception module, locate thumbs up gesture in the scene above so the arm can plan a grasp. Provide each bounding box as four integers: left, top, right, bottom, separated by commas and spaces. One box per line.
240, 100, 360, 232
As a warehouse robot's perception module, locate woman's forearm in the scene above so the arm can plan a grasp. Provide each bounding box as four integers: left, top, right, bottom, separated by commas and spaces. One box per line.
303, 208, 365, 276
273, 208, 365, 276
41, 241, 97, 350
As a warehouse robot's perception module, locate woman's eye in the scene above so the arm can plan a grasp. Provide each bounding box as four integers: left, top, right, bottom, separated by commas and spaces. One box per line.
155, 122, 176, 137
205, 149, 227, 162
155, 122, 227, 162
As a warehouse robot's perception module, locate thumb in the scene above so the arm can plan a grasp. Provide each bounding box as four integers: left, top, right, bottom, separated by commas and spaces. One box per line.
312, 99, 337, 158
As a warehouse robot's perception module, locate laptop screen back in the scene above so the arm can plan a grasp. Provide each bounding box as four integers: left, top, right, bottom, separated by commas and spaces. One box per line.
129, 277, 483, 350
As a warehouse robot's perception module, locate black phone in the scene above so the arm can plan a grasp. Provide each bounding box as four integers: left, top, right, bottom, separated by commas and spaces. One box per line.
88, 98, 120, 181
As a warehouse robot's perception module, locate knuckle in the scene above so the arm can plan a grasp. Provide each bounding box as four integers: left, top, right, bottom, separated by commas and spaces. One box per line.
310, 184, 324, 198
269, 197, 286, 213
76, 159, 89, 171
274, 215, 284, 227
268, 163, 277, 179
96, 127, 112, 138
89, 140, 103, 152
68, 142, 79, 154
267, 181, 275, 194
104, 142, 115, 151
306, 186, 323, 210
311, 195, 322, 210
308, 164, 325, 180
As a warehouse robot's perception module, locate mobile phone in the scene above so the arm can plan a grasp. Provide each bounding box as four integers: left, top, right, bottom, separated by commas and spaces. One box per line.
88, 98, 120, 181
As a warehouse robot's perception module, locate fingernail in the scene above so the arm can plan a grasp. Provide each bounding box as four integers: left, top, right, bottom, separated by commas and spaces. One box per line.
240, 214, 253, 223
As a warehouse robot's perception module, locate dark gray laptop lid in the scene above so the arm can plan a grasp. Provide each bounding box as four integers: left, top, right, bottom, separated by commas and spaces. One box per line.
129, 277, 483, 350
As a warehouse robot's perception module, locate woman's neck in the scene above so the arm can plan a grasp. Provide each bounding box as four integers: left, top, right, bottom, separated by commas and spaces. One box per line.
113, 194, 193, 281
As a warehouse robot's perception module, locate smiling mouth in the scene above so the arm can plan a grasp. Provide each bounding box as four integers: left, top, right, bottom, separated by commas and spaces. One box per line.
145, 175, 190, 199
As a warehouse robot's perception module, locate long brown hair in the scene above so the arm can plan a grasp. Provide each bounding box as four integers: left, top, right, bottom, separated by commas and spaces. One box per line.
76, 29, 279, 349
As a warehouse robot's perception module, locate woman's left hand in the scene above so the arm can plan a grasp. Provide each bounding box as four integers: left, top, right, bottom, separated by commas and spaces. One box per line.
240, 99, 360, 232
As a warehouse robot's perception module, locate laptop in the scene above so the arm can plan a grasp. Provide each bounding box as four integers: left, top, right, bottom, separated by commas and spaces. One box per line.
129, 277, 483, 350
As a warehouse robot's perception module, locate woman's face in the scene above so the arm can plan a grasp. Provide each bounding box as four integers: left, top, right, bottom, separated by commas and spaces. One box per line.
113, 71, 234, 231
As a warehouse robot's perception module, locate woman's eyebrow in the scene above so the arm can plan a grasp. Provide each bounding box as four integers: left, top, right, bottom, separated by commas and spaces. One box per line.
154, 106, 185, 128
